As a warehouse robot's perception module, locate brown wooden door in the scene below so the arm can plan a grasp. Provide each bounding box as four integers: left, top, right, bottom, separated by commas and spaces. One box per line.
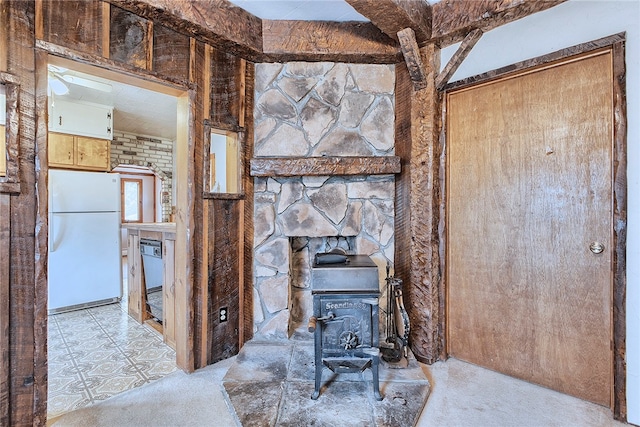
447, 51, 613, 406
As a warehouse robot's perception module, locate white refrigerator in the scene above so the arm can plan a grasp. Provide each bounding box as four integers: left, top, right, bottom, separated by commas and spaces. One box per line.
48, 169, 122, 313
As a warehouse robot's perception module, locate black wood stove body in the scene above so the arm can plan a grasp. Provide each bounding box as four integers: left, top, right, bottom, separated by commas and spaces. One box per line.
308, 254, 382, 400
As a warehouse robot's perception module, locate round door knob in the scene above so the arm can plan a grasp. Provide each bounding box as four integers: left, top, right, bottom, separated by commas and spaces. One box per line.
589, 241, 605, 254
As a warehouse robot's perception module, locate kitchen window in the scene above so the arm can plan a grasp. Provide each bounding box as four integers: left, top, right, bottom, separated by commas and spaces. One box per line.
122, 178, 143, 223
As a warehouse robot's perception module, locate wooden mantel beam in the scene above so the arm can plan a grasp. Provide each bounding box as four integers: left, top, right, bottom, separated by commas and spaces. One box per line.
432, 0, 566, 47
262, 20, 402, 64
108, 0, 265, 60
345, 0, 432, 44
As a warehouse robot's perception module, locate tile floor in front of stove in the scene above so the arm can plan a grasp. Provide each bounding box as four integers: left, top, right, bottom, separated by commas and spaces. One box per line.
47, 257, 177, 419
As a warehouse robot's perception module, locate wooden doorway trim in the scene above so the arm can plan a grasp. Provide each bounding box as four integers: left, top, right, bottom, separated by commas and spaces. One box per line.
35, 46, 195, 377
440, 33, 627, 420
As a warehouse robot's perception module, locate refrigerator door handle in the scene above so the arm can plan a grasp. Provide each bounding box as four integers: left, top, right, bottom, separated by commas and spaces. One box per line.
49, 215, 55, 252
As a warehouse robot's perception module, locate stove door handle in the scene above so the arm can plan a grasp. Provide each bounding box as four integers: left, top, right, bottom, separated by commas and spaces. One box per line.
308, 312, 336, 332
308, 316, 318, 332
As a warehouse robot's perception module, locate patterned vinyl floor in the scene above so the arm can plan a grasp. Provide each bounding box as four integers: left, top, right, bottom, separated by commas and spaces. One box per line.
47, 258, 177, 419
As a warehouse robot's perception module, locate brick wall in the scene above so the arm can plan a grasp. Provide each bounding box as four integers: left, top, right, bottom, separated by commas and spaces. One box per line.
110, 131, 174, 222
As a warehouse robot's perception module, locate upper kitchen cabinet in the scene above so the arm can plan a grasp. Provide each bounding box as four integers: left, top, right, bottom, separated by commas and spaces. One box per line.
48, 132, 111, 172
49, 99, 113, 140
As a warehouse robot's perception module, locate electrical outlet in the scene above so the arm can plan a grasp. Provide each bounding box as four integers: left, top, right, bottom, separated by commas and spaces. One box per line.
219, 307, 228, 322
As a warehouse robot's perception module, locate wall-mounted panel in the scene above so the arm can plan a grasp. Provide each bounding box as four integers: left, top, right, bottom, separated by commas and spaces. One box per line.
153, 24, 189, 81
110, 5, 150, 69
42, 0, 103, 55
210, 48, 242, 127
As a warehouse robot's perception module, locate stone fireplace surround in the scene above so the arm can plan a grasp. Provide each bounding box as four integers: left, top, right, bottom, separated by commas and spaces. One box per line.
252, 62, 397, 340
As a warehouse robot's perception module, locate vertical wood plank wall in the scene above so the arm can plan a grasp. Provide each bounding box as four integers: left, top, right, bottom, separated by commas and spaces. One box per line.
5, 1, 39, 424
2, 0, 252, 423
1, 1, 11, 423
200, 46, 252, 366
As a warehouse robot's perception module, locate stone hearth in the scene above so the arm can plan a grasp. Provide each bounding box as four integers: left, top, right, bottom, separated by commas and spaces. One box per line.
222, 340, 430, 426
252, 61, 397, 340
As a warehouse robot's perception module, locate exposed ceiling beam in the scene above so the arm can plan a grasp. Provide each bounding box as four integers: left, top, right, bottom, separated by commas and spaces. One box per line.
108, 0, 265, 60
432, 0, 566, 47
345, 0, 432, 44
262, 21, 402, 64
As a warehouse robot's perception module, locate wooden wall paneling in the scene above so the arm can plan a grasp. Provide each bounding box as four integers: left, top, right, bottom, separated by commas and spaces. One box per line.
204, 197, 214, 365
109, 5, 151, 69
34, 0, 44, 41
163, 237, 176, 349
33, 48, 50, 427
0, 195, 9, 426
42, 0, 103, 55
0, 2, 6, 72
0, 73, 22, 193
153, 23, 190, 81
127, 232, 144, 322
208, 199, 242, 363
394, 43, 442, 364
101, 1, 110, 58
394, 61, 412, 359
612, 39, 628, 421
242, 61, 255, 346
174, 89, 196, 372
187, 38, 207, 369
210, 47, 242, 129
7, 1, 40, 423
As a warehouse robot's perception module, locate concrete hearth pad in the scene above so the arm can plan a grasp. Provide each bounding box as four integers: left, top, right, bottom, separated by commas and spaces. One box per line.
222, 340, 430, 426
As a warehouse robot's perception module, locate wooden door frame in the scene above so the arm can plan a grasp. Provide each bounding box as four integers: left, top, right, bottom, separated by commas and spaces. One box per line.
440, 33, 627, 420
34, 45, 196, 393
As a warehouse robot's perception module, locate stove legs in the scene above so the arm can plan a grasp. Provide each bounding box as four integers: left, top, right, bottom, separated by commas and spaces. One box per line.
366, 347, 383, 401
311, 352, 384, 401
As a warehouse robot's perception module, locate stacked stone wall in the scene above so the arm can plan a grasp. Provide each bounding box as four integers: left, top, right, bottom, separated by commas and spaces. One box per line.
253, 62, 396, 339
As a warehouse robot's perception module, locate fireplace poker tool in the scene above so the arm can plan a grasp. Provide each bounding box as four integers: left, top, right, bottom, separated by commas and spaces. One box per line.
380, 263, 410, 363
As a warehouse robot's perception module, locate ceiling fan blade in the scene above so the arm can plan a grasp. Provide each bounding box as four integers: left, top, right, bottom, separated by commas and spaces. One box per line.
60, 75, 112, 93
47, 74, 69, 95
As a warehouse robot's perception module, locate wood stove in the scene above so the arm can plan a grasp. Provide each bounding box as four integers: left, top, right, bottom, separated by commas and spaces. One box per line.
308, 254, 382, 400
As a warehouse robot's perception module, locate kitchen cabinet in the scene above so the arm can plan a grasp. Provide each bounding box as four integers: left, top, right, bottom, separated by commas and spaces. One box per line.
49, 99, 113, 140
48, 132, 111, 171
122, 222, 177, 350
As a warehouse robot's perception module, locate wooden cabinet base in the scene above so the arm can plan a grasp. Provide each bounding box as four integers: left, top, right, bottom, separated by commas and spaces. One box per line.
123, 223, 177, 350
